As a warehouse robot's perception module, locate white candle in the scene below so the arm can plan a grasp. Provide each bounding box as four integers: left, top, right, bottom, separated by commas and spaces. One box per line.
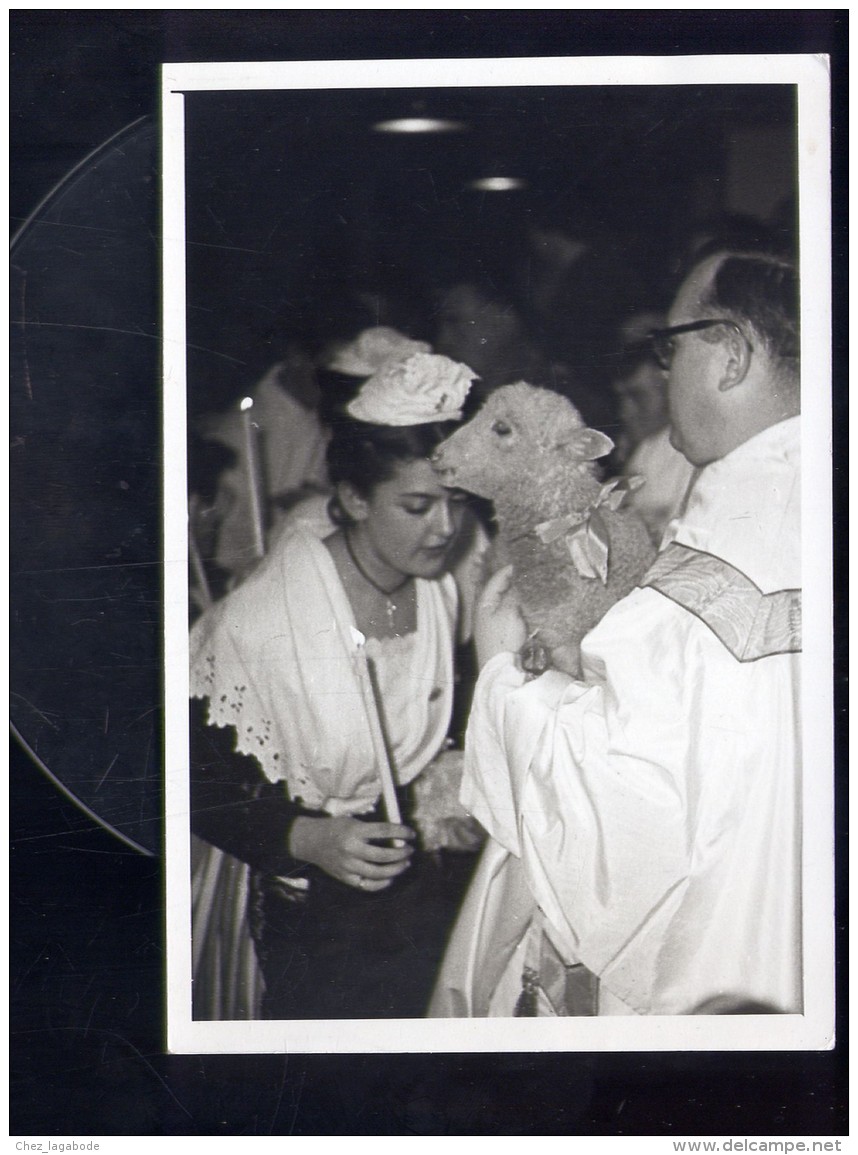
240, 396, 266, 558
187, 495, 213, 610
350, 627, 402, 826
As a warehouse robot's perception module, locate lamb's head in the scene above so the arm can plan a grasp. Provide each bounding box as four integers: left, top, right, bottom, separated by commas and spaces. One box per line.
432, 381, 614, 502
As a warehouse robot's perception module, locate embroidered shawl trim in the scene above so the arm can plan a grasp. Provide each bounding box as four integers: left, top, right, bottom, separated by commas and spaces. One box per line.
642, 543, 801, 662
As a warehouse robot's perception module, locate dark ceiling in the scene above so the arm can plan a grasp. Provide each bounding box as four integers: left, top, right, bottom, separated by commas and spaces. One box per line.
184, 82, 795, 240
182, 81, 798, 409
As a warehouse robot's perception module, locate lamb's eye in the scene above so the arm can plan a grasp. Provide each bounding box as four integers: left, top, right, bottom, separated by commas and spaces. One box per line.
491, 420, 512, 437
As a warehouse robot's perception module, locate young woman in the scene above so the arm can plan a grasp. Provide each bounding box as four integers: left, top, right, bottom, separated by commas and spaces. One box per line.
189, 353, 482, 1020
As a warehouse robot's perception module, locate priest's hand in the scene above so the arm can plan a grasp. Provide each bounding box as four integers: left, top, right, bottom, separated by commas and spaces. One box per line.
288, 815, 415, 891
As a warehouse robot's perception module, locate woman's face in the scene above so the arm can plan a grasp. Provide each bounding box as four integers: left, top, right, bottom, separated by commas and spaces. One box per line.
353, 458, 469, 581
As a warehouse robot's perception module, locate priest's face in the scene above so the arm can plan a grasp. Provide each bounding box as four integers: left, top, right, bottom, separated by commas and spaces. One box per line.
355, 457, 469, 581
665, 255, 731, 467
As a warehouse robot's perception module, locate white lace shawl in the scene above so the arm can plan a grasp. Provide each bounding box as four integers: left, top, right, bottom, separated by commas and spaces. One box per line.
190, 526, 457, 815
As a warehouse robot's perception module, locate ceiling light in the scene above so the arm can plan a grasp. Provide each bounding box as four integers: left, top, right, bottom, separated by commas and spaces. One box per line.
373, 117, 467, 134
467, 176, 529, 192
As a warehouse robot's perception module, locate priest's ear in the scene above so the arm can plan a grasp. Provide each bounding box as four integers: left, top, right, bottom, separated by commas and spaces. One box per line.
717, 324, 753, 392
336, 481, 370, 522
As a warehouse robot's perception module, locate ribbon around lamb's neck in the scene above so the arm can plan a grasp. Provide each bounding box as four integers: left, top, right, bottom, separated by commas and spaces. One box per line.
535, 475, 644, 584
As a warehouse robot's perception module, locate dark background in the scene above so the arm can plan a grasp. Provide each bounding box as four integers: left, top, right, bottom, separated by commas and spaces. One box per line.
180, 79, 797, 416
10, 10, 848, 1137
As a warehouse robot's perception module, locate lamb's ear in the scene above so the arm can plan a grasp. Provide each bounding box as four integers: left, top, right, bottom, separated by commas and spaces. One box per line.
559, 426, 615, 461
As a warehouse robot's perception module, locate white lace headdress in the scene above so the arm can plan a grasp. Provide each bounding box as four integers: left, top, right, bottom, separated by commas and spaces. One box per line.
347, 351, 477, 426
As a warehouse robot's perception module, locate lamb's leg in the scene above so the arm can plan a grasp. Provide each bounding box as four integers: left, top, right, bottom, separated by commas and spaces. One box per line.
519, 634, 582, 679
519, 633, 551, 677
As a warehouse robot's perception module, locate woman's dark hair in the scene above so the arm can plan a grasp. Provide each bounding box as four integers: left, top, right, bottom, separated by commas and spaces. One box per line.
702, 251, 799, 368
325, 417, 459, 525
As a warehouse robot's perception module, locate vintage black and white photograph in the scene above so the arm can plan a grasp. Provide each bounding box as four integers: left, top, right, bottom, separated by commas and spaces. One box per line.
162, 54, 833, 1055
10, 11, 846, 1139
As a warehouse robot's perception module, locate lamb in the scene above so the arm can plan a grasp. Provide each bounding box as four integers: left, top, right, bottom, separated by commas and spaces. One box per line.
433, 381, 657, 678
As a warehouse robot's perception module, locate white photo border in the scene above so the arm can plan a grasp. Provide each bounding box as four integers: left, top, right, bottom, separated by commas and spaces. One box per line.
163, 54, 834, 1055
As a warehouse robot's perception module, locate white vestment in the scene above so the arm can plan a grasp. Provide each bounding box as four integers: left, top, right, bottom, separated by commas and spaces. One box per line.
430, 417, 802, 1017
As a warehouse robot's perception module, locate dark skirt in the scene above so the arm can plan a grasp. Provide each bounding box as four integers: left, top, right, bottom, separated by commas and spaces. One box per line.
251, 849, 478, 1020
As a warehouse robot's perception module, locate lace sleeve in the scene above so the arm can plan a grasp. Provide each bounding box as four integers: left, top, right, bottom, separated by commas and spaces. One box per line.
190, 697, 325, 874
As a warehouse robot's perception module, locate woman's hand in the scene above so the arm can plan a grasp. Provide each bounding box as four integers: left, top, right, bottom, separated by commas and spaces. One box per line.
288, 815, 415, 891
474, 564, 527, 668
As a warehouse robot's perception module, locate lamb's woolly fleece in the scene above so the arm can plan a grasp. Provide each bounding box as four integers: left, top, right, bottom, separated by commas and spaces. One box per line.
433, 382, 656, 677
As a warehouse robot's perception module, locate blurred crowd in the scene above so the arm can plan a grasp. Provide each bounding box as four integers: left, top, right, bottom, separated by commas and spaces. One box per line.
188, 202, 794, 611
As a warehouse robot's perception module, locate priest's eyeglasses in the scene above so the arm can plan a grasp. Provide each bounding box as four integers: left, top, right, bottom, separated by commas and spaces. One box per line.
647, 319, 751, 371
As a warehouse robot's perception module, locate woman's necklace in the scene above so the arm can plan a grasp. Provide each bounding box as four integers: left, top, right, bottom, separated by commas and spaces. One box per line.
343, 529, 411, 631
